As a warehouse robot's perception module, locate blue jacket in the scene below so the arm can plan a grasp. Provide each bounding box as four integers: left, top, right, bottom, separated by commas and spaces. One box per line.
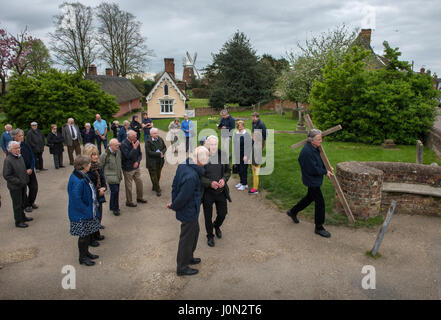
252, 119, 267, 141
298, 142, 327, 187
181, 120, 193, 138
120, 138, 142, 171
67, 170, 98, 222
1, 131, 12, 153
117, 126, 127, 143
170, 158, 205, 223
218, 115, 235, 131
20, 141, 35, 170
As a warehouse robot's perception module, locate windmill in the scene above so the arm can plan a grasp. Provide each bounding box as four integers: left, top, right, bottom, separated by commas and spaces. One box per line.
182, 51, 200, 84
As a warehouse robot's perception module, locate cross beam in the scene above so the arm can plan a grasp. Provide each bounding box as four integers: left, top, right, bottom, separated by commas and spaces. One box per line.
292, 114, 355, 224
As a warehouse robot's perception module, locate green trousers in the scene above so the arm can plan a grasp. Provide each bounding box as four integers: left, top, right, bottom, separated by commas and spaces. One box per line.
148, 168, 162, 192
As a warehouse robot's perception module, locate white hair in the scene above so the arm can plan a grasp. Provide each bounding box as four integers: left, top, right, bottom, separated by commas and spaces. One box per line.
123, 120, 130, 126
7, 140, 20, 152
150, 128, 159, 134
205, 135, 218, 143
192, 146, 210, 165
85, 123, 91, 127
307, 129, 322, 142
127, 130, 137, 138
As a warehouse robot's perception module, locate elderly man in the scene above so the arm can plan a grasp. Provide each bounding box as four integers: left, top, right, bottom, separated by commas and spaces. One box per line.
145, 128, 167, 197
118, 120, 130, 143
12, 129, 39, 213
120, 130, 147, 207
1, 124, 13, 155
218, 109, 235, 132
167, 146, 210, 276
201, 135, 232, 247
62, 118, 82, 165
26, 122, 46, 172
100, 138, 123, 216
93, 114, 108, 155
3, 141, 33, 228
286, 129, 333, 238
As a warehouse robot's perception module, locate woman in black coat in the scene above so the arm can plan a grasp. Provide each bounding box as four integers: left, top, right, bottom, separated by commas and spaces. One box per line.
233, 120, 252, 190
47, 124, 65, 169
83, 144, 107, 246
81, 123, 96, 146
130, 115, 142, 141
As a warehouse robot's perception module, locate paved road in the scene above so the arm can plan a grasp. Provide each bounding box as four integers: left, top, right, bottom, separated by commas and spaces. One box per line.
1, 130, 441, 299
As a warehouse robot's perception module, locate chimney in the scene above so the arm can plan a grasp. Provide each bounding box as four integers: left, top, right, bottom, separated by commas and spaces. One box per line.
113, 68, 118, 77
360, 29, 372, 45
105, 68, 113, 76
164, 58, 175, 79
88, 64, 97, 76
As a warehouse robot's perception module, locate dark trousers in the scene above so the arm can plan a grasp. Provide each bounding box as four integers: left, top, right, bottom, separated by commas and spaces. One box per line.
53, 152, 63, 168
25, 171, 38, 207
177, 220, 199, 272
185, 137, 190, 152
109, 184, 120, 211
68, 140, 81, 165
78, 234, 91, 260
96, 136, 108, 155
289, 186, 326, 228
238, 163, 248, 185
9, 187, 26, 224
34, 152, 43, 170
148, 167, 162, 192
203, 191, 228, 239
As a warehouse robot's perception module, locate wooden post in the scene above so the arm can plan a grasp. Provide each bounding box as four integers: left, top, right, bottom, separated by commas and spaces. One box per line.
416, 140, 423, 164
371, 201, 397, 256
303, 114, 355, 224
291, 125, 342, 150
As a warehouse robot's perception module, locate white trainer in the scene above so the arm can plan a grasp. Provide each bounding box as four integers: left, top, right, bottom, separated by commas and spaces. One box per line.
235, 183, 242, 188
237, 185, 246, 191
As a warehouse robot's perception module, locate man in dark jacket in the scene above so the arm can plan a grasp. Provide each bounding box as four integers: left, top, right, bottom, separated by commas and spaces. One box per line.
201, 135, 231, 247
81, 123, 96, 145
3, 141, 33, 228
167, 146, 209, 276
286, 129, 333, 238
120, 130, 147, 207
26, 122, 47, 172
145, 128, 167, 197
12, 129, 39, 213
218, 109, 235, 137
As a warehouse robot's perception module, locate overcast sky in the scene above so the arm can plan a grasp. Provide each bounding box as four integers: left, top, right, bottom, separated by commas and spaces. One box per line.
1, 0, 440, 78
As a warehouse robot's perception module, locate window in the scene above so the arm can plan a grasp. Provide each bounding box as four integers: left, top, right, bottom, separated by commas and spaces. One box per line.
164, 84, 169, 95
160, 99, 174, 114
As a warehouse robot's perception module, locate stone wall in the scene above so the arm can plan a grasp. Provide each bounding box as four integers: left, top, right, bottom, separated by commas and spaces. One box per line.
336, 161, 441, 218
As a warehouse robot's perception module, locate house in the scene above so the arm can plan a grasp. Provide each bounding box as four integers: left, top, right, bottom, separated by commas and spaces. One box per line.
85, 65, 143, 118
146, 58, 188, 118
353, 29, 387, 70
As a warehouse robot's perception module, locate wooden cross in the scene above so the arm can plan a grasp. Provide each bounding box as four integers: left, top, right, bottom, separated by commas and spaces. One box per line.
291, 114, 355, 224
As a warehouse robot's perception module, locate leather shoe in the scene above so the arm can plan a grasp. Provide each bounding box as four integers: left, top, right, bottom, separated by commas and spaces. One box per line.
177, 267, 198, 276
113, 210, 120, 216
189, 258, 201, 265
86, 252, 99, 260
79, 257, 95, 266
25, 206, 33, 213
90, 240, 100, 247
24, 216, 33, 222
40, 168, 48, 171
15, 222, 28, 228
137, 198, 148, 204
215, 227, 222, 239
32, 204, 39, 209
315, 228, 331, 238
95, 234, 105, 241
207, 237, 215, 247
100, 225, 105, 229
287, 210, 299, 224
126, 202, 137, 207
156, 191, 161, 197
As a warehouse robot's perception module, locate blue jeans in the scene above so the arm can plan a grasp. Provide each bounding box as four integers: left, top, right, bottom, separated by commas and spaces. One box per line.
109, 184, 120, 211
96, 136, 108, 155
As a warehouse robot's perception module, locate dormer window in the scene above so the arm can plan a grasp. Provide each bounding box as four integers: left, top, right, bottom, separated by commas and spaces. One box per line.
164, 84, 169, 95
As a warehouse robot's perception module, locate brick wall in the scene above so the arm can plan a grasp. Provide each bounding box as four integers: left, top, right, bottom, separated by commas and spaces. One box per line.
113, 98, 141, 118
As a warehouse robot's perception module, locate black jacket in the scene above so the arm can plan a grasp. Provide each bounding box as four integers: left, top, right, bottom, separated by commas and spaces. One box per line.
145, 136, 167, 170
19, 141, 35, 170
200, 150, 232, 202
120, 138, 142, 171
252, 119, 267, 141
298, 142, 327, 187
3, 154, 30, 190
233, 130, 252, 164
26, 129, 45, 153
218, 115, 235, 131
111, 124, 120, 138
47, 131, 65, 154
81, 129, 96, 145
170, 158, 205, 223
130, 116, 142, 140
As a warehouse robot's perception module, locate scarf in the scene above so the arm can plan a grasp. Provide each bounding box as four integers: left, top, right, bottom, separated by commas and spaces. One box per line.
90, 162, 102, 188
77, 170, 98, 219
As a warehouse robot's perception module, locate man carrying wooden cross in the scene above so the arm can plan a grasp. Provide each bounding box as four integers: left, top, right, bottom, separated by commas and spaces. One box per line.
287, 129, 333, 238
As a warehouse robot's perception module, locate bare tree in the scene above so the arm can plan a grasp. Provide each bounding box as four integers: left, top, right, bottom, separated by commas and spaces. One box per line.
49, 2, 96, 76
96, 2, 153, 77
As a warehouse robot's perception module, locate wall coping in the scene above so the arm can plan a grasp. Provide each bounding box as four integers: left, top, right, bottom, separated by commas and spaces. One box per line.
382, 182, 441, 197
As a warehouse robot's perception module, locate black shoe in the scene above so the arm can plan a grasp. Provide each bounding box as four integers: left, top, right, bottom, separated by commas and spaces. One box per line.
79, 257, 95, 266
15, 222, 28, 228
31, 204, 38, 209
55, 167, 59, 169
99, 225, 105, 230
126, 202, 137, 207
60, 165, 65, 168
315, 228, 331, 238
215, 227, 222, 239
287, 210, 299, 224
90, 240, 100, 247
24, 216, 33, 222
95, 234, 105, 241
189, 258, 201, 265
40, 168, 48, 171
113, 210, 120, 216
25, 206, 33, 213
86, 252, 99, 260
156, 191, 161, 197
207, 237, 215, 247
137, 198, 148, 204
177, 267, 199, 276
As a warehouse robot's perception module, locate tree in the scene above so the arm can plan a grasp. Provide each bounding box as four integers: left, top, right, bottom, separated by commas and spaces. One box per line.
96, 2, 153, 77
49, 2, 96, 76
2, 69, 119, 133
26, 39, 53, 75
309, 44, 439, 145
207, 31, 275, 107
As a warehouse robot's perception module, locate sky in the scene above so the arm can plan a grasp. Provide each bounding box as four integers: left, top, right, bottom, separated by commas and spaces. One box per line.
1, 0, 440, 78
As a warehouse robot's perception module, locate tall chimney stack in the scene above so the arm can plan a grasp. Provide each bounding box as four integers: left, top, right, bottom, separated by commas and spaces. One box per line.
88, 64, 97, 76
164, 58, 175, 79
360, 29, 372, 46
105, 68, 113, 76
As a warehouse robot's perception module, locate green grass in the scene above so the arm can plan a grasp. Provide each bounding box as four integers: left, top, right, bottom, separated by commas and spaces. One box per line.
187, 98, 210, 108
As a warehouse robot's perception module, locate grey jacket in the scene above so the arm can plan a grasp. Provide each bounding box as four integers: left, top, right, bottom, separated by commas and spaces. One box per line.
26, 128, 45, 153
62, 124, 82, 146
100, 148, 123, 184
3, 154, 30, 190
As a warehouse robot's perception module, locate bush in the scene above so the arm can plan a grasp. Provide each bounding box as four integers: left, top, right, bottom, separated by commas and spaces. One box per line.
192, 87, 209, 99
